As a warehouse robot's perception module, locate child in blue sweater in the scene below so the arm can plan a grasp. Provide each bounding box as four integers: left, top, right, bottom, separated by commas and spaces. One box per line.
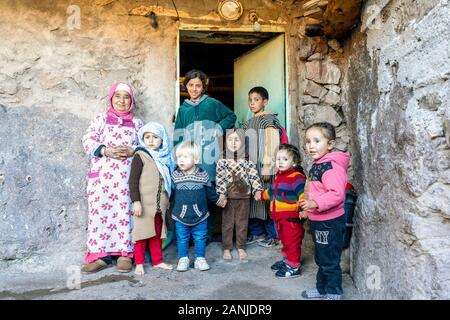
171, 140, 220, 272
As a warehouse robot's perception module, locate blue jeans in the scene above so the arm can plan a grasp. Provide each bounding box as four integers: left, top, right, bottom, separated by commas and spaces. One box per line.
248, 217, 278, 239
175, 220, 208, 259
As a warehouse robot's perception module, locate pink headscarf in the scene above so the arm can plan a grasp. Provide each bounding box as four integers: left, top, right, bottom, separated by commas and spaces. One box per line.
107, 82, 135, 122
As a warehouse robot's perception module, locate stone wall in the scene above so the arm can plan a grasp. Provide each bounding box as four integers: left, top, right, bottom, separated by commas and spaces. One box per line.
295, 33, 351, 168
0, 0, 181, 272
341, 0, 450, 299
293, 23, 353, 274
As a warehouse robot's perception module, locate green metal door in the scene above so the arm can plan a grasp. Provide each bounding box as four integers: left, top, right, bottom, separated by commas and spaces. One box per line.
234, 34, 286, 128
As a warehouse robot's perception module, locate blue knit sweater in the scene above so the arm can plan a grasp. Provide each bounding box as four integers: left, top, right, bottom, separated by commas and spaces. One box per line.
171, 167, 219, 226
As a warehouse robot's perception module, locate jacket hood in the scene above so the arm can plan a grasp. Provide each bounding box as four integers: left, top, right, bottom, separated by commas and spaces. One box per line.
315, 151, 350, 171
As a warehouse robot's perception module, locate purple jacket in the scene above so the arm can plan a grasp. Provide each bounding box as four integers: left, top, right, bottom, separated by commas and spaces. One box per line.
307, 151, 350, 221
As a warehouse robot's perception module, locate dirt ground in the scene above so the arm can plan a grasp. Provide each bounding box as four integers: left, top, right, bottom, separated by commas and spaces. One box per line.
0, 240, 358, 300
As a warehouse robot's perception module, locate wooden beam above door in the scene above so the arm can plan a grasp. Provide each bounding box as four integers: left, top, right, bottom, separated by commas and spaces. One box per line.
180, 30, 282, 45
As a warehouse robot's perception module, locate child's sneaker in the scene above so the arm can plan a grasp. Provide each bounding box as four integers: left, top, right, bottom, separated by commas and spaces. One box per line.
258, 237, 279, 248
324, 293, 342, 300
176, 257, 190, 272
194, 257, 210, 271
246, 234, 265, 245
275, 262, 301, 278
301, 288, 326, 299
270, 259, 286, 271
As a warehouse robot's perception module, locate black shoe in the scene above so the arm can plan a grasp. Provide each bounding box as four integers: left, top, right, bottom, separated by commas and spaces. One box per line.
258, 237, 280, 248
270, 259, 286, 272
275, 263, 301, 279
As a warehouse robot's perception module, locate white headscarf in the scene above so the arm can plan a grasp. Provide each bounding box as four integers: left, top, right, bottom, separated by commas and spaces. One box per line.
137, 122, 176, 197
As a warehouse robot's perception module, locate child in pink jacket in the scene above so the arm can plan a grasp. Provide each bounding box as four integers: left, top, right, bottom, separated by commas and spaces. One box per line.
299, 122, 350, 300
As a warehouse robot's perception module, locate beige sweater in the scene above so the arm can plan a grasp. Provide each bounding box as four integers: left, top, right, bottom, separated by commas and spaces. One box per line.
131, 150, 169, 242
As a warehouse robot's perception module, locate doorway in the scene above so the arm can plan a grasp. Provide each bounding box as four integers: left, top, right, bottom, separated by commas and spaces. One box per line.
178, 30, 287, 128
177, 29, 288, 240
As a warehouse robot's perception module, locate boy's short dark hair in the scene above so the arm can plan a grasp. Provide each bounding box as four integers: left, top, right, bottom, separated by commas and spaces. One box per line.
184, 69, 208, 93
306, 122, 336, 141
248, 86, 269, 100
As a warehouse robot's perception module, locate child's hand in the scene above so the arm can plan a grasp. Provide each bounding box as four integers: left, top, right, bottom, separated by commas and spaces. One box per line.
133, 201, 142, 217
254, 190, 262, 201
299, 199, 318, 211
298, 210, 308, 219
217, 195, 227, 208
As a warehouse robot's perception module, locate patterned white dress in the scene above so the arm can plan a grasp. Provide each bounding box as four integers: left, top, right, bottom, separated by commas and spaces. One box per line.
82, 113, 143, 263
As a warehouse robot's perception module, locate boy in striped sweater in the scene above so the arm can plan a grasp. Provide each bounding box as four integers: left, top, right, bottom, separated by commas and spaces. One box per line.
255, 144, 307, 278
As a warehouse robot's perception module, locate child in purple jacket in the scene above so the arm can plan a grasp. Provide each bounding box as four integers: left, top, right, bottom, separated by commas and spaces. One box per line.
299, 122, 350, 300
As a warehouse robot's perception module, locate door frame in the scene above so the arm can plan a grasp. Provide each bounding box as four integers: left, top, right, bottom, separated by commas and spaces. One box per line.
176, 24, 292, 136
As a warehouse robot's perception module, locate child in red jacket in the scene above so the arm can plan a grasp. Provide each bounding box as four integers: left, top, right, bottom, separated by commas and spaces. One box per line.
256, 144, 306, 279
300, 122, 350, 300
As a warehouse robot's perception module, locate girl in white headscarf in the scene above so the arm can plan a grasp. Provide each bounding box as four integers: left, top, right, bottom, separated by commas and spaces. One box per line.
128, 121, 176, 275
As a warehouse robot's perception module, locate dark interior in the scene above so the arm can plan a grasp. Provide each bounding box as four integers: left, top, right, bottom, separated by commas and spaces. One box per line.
179, 42, 254, 110
179, 31, 281, 110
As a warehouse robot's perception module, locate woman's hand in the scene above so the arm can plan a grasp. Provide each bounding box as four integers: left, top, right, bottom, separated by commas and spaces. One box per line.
103, 146, 133, 160
121, 146, 134, 158
133, 201, 142, 217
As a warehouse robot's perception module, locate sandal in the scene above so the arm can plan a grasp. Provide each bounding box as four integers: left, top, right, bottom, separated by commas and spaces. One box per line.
116, 256, 132, 273
81, 259, 109, 274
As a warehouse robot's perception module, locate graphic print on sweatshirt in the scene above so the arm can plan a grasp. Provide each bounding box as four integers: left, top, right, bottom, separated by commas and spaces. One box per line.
309, 162, 333, 182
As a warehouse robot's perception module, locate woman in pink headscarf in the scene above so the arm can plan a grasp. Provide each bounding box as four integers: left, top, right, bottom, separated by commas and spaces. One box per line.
81, 82, 143, 273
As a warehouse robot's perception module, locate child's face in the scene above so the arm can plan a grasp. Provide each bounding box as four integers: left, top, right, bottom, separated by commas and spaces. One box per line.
276, 149, 295, 171
186, 77, 203, 101
248, 93, 267, 114
111, 90, 131, 112
226, 132, 242, 153
305, 128, 335, 160
143, 132, 162, 151
177, 150, 196, 172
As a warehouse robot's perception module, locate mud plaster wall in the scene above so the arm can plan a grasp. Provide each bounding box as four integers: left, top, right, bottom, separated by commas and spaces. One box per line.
0, 0, 303, 272
341, 0, 450, 299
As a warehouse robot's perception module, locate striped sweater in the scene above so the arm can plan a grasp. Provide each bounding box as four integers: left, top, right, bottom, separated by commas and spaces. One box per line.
260, 168, 306, 220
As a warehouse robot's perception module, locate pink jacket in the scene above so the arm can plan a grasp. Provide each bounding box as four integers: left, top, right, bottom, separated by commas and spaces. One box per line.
307, 151, 350, 221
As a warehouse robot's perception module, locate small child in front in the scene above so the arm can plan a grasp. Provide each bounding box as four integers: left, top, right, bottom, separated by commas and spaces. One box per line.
171, 140, 220, 272
300, 122, 350, 300
256, 144, 307, 278
129, 121, 175, 275
216, 129, 263, 261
